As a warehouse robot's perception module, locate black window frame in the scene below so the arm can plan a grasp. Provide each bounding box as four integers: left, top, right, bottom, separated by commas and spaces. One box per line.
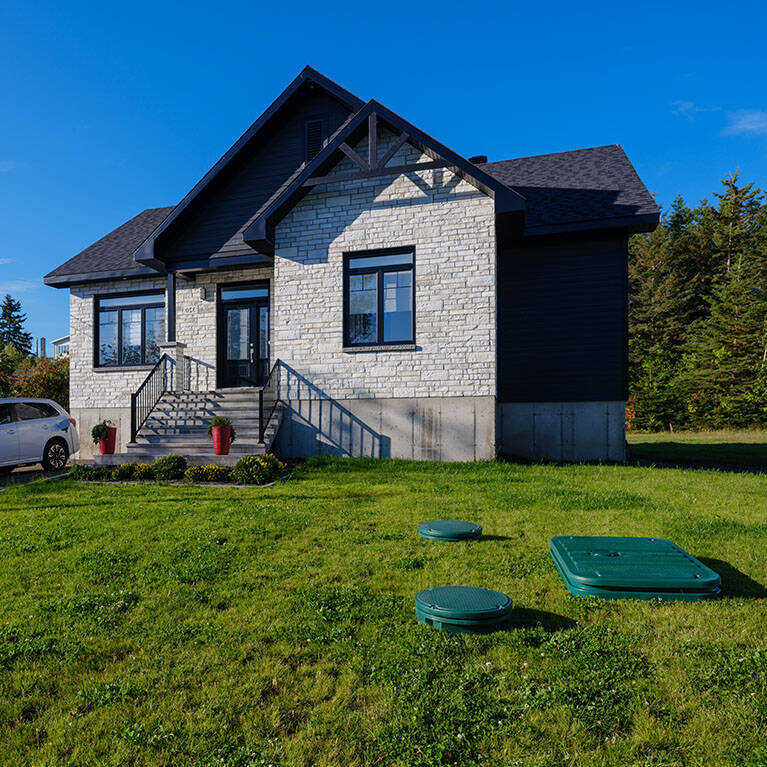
93, 289, 165, 368
343, 247, 416, 348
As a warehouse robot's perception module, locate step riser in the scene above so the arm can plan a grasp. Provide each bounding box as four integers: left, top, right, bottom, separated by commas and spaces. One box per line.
126, 445, 266, 455
133, 390, 282, 461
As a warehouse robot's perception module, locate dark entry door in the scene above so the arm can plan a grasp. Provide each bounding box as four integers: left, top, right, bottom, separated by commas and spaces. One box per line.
220, 296, 269, 387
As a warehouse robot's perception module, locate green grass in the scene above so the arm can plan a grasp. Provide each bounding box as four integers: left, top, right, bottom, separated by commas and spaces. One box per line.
627, 429, 767, 469
2, 457, 767, 766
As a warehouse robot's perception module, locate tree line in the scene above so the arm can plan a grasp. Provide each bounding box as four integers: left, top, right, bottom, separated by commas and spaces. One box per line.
628, 172, 767, 431
0, 294, 69, 409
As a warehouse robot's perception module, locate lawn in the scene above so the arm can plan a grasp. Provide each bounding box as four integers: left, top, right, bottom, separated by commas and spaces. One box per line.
2, 458, 767, 766
627, 429, 767, 469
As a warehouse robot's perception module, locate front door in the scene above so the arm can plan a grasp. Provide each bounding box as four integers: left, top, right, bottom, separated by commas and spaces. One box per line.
219, 283, 270, 387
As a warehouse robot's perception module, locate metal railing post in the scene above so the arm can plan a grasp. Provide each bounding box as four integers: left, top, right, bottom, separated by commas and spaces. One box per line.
130, 393, 137, 443
258, 388, 265, 443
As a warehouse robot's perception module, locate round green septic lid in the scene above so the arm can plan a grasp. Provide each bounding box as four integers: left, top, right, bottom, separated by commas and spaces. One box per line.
418, 520, 482, 541
415, 586, 512, 621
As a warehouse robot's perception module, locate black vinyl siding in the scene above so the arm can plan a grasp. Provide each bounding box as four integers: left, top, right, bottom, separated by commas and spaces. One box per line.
497, 231, 628, 403
163, 92, 351, 266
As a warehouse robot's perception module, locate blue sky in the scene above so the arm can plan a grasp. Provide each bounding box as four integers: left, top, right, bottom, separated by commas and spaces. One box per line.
1, 0, 765, 346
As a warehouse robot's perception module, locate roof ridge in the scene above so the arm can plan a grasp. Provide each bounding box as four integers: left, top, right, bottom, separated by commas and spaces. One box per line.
483, 144, 621, 165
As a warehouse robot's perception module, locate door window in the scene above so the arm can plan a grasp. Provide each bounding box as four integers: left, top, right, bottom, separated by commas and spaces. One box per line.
259, 306, 269, 359
227, 308, 250, 361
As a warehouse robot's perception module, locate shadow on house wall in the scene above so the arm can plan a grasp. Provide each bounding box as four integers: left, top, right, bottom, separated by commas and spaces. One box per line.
276, 363, 390, 458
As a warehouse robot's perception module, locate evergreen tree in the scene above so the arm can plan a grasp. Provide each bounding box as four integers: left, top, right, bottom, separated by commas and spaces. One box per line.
0, 294, 32, 356
0, 342, 25, 397
628, 219, 685, 428
713, 172, 763, 278
681, 176, 767, 426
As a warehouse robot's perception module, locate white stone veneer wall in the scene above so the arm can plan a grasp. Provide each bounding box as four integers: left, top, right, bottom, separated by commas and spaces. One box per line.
273, 131, 497, 401
69, 266, 272, 457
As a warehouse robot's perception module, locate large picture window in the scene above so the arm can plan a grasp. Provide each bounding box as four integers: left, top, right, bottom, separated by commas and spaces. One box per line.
95, 291, 165, 367
343, 249, 414, 347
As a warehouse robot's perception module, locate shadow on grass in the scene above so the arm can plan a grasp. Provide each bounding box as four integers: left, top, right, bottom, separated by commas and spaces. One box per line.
510, 607, 576, 631
480, 534, 515, 542
628, 442, 767, 474
698, 558, 767, 598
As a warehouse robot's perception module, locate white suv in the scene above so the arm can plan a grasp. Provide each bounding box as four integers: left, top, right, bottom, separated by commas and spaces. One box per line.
0, 398, 80, 473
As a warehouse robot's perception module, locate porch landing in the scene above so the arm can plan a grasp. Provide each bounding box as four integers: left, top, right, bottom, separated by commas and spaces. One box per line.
93, 388, 282, 467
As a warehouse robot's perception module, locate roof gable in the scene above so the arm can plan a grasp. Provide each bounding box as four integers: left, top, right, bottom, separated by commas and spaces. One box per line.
243, 100, 526, 254
133, 66, 364, 270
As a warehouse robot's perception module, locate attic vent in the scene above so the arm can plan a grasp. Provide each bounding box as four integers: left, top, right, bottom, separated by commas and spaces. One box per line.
305, 119, 325, 162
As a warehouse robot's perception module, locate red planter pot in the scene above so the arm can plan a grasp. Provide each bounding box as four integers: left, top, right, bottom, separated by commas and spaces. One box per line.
212, 425, 231, 455
99, 426, 117, 455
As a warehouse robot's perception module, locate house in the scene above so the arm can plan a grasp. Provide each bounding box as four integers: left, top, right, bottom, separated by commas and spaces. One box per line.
44, 66, 658, 463
51, 335, 70, 357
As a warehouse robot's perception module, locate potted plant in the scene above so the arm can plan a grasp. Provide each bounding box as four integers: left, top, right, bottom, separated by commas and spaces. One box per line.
91, 420, 117, 455
207, 416, 236, 455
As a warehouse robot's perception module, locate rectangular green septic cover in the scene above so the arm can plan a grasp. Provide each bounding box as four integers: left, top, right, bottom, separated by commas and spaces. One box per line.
550, 536, 721, 600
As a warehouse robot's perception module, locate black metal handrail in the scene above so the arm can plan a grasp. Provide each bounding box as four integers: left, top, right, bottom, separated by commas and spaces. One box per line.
130, 354, 172, 442
258, 359, 282, 443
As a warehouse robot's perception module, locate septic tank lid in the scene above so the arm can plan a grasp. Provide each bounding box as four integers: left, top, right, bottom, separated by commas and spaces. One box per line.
414, 586, 512, 621
418, 520, 482, 541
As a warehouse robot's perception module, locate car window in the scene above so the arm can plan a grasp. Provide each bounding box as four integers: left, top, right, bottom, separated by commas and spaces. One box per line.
0, 404, 12, 425
14, 402, 59, 421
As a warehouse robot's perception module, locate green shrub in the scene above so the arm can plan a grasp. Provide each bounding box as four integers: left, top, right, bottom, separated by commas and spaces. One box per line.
206, 416, 236, 443
152, 454, 187, 481
69, 464, 94, 481
258, 452, 287, 477
184, 464, 231, 483
132, 463, 155, 480
230, 455, 267, 485
230, 454, 286, 485
69, 464, 114, 481
111, 463, 137, 481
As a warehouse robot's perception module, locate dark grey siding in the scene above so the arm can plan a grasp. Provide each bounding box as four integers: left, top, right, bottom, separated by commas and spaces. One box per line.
497, 231, 628, 403
162, 92, 352, 265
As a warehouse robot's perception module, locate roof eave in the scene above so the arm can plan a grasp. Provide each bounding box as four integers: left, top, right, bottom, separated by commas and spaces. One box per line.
44, 265, 166, 289
523, 211, 660, 238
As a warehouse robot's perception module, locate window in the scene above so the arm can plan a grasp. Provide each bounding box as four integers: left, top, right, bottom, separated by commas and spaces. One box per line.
305, 118, 325, 162
95, 291, 165, 367
14, 402, 59, 420
0, 404, 12, 425
344, 249, 415, 347
220, 286, 268, 301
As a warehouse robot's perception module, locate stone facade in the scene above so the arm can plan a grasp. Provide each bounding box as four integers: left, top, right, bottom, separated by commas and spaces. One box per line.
68, 131, 499, 461
272, 130, 497, 400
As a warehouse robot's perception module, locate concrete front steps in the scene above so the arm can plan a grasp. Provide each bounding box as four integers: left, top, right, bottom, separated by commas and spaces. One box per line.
94, 388, 282, 467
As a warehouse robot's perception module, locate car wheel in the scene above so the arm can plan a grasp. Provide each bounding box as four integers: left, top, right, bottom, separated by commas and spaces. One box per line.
42, 439, 69, 472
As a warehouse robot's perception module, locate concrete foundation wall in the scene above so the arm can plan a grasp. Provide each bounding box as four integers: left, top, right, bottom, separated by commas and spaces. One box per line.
498, 401, 626, 462
70, 407, 132, 460
276, 395, 496, 461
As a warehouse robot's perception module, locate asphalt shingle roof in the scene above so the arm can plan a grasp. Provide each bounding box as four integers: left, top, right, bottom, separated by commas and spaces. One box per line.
45, 207, 175, 282
481, 144, 658, 233
45, 146, 658, 285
